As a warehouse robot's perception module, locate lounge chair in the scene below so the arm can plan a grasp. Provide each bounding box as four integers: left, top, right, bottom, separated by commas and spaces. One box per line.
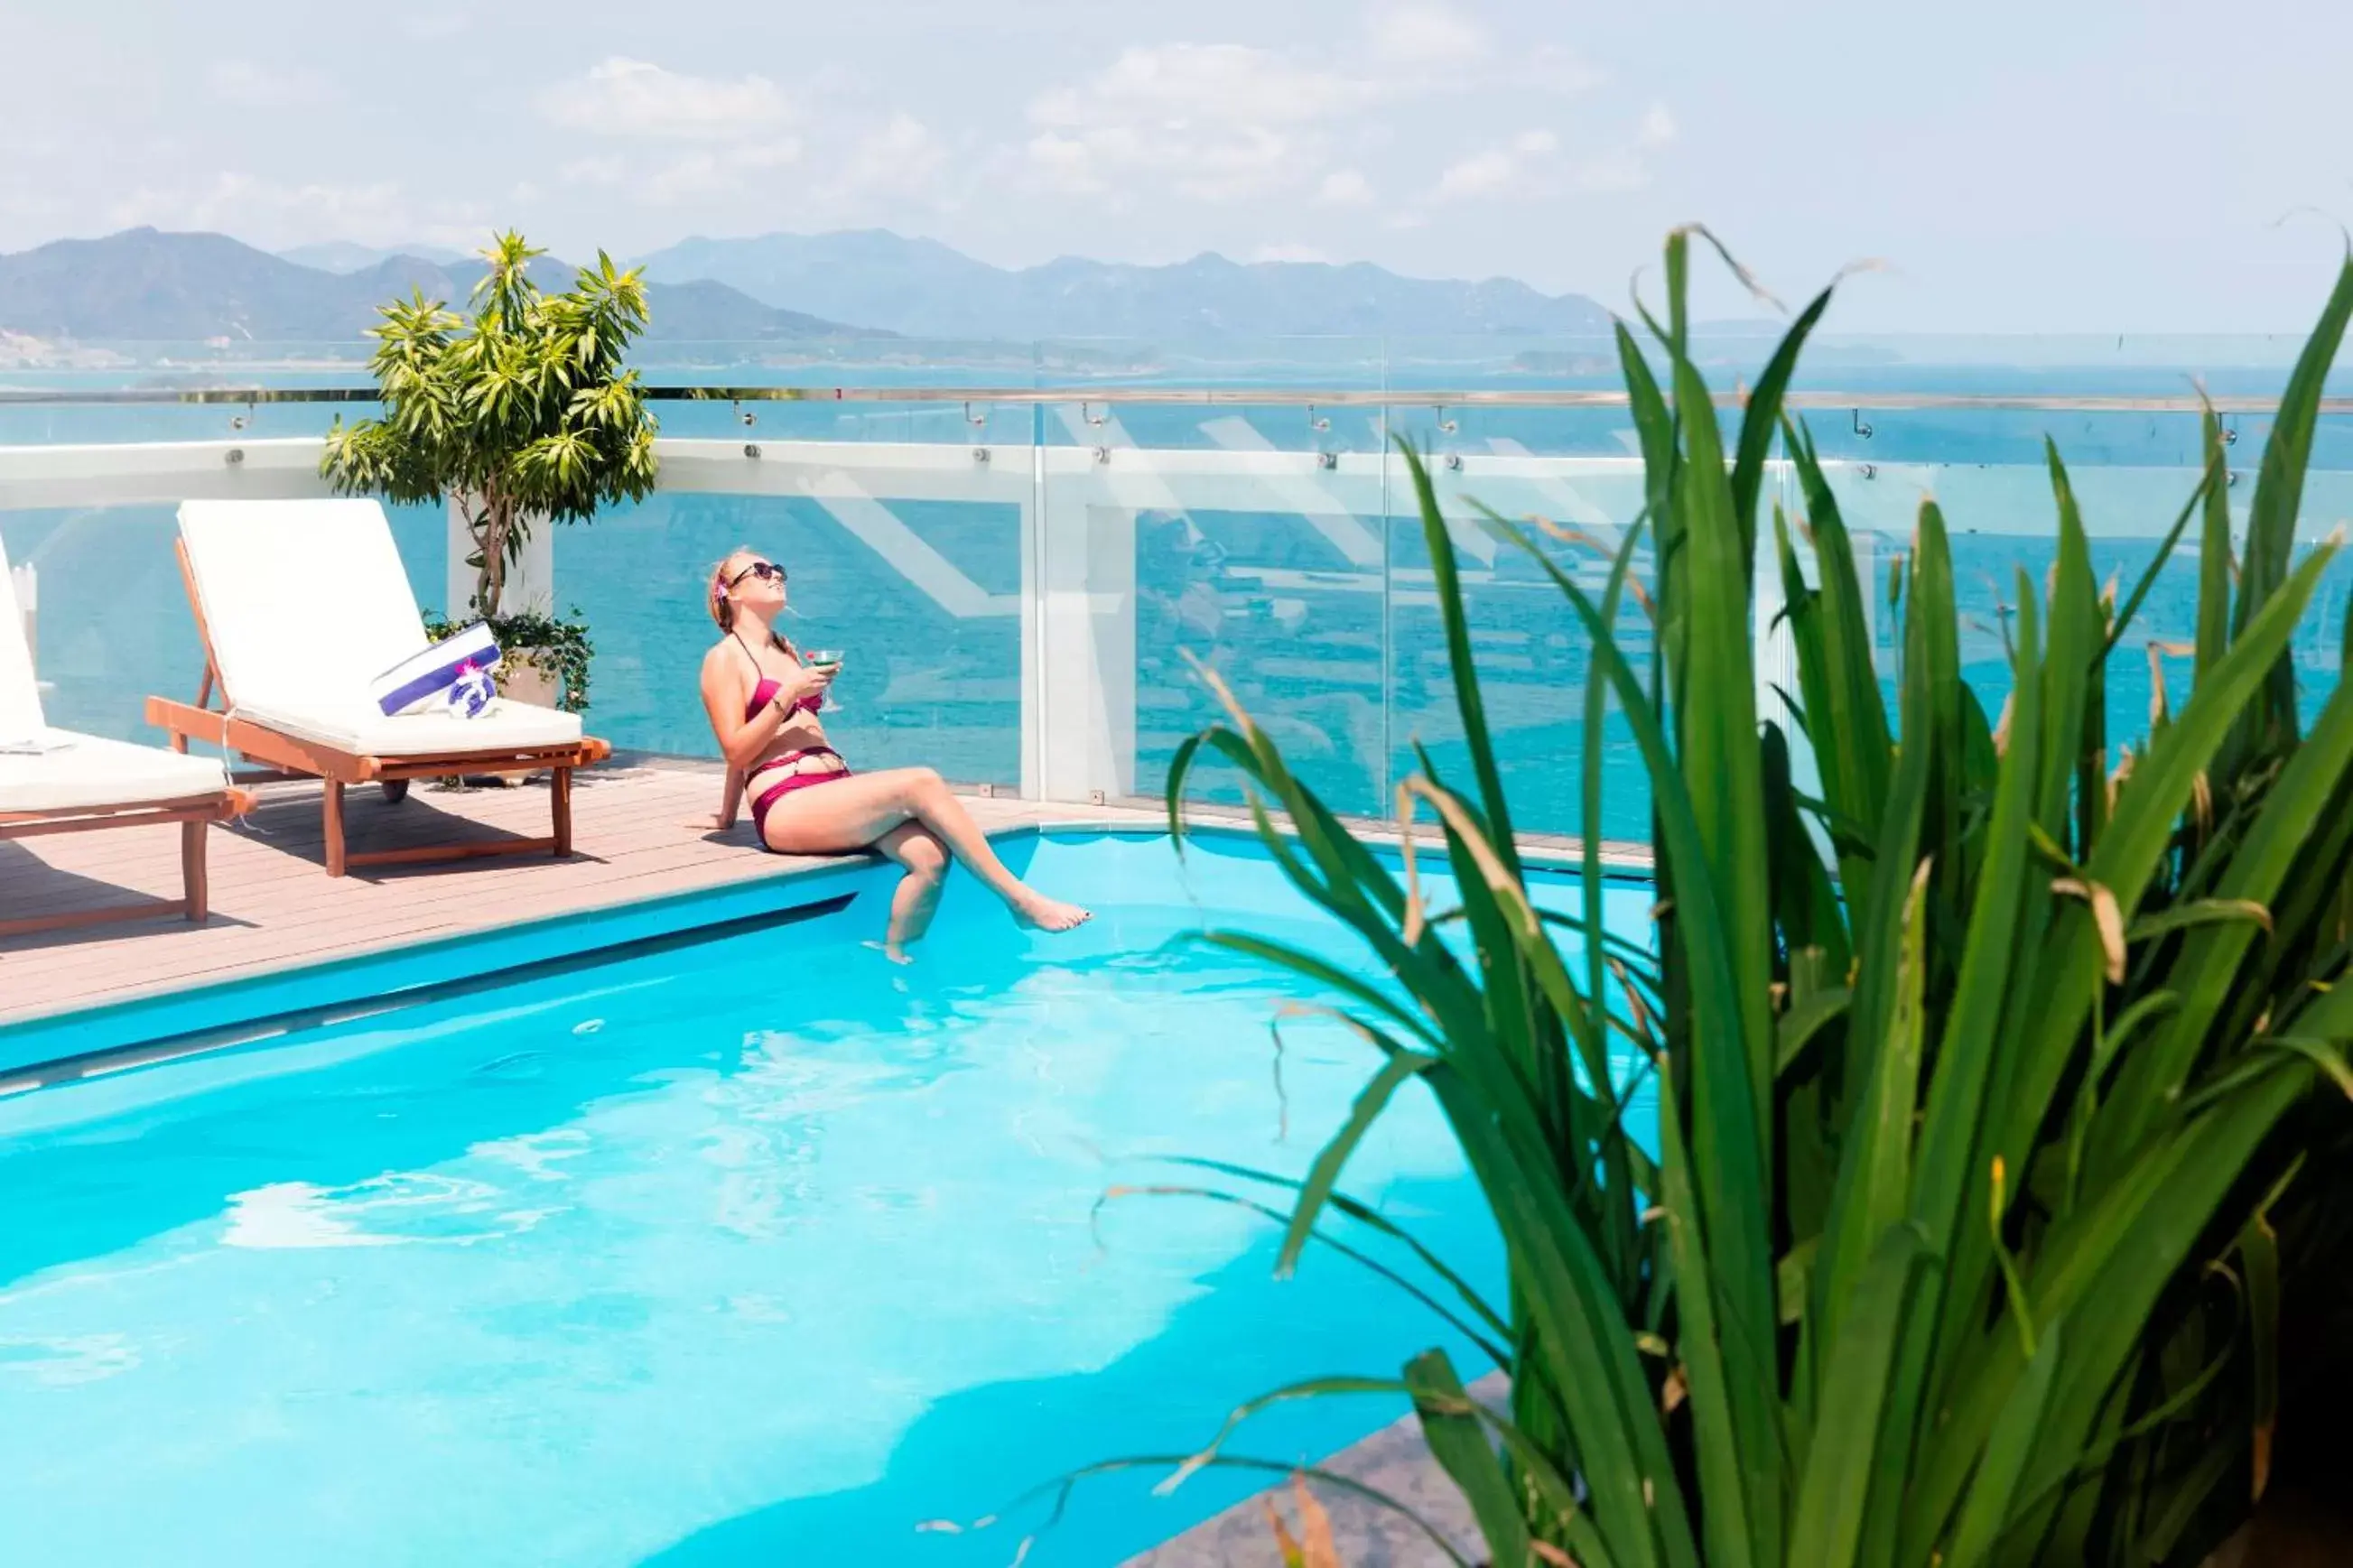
0, 532, 251, 938
145, 498, 611, 877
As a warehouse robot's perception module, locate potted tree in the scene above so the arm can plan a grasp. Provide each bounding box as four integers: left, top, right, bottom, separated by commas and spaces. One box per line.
321, 230, 658, 714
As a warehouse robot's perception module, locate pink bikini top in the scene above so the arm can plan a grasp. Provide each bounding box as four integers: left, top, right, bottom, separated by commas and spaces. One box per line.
744, 676, 822, 724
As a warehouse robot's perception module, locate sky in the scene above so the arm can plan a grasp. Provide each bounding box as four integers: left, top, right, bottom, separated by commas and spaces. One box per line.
3, 0, 2349, 333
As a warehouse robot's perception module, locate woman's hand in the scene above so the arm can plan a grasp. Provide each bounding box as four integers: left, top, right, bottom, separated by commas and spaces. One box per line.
774, 661, 834, 711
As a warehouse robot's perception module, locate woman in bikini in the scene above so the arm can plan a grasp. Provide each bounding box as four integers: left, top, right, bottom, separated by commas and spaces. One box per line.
698, 547, 1089, 959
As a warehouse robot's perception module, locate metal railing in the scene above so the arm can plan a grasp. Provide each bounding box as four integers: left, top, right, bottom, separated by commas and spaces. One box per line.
0, 384, 2344, 414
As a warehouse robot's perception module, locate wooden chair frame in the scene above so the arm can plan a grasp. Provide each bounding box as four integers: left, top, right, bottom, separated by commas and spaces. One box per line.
144, 540, 611, 877
0, 787, 253, 939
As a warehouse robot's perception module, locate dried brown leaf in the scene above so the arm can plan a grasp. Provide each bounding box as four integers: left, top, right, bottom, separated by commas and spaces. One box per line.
1293, 1475, 1341, 1568
1395, 781, 1428, 949
1260, 1494, 1304, 1568
2051, 877, 2126, 984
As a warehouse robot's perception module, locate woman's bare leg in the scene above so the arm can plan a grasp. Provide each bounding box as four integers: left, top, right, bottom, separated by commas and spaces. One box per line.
872, 821, 950, 960
761, 767, 1089, 931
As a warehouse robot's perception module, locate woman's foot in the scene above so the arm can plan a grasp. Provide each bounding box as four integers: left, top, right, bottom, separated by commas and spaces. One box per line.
1013, 892, 1092, 932
863, 940, 916, 966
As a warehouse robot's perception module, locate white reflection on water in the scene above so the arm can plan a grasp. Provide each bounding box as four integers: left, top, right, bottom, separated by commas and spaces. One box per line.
223, 1173, 559, 1250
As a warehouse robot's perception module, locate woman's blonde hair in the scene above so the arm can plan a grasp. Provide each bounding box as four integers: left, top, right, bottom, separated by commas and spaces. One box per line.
708, 546, 793, 654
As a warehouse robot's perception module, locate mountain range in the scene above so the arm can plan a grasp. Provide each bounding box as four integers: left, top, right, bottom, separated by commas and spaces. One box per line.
0, 227, 1616, 349
276, 240, 469, 273
0, 229, 870, 344
634, 229, 1614, 340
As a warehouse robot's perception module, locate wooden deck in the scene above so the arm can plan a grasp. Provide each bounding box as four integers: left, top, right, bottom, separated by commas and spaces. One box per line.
0, 757, 1144, 1028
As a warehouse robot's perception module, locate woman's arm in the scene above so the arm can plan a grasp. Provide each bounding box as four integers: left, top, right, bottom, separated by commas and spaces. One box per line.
716, 763, 743, 829
701, 649, 767, 830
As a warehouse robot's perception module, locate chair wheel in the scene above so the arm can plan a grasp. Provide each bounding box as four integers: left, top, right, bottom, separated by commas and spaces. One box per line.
381, 779, 411, 804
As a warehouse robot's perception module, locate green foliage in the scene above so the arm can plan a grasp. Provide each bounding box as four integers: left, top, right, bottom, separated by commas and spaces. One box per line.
321, 231, 658, 618
1159, 231, 2353, 1567
423, 608, 593, 715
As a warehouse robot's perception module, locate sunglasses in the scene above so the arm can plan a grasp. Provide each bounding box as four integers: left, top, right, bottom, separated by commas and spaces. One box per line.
727, 561, 786, 588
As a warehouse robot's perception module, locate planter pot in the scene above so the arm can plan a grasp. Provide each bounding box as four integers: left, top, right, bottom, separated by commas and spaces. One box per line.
498, 659, 561, 710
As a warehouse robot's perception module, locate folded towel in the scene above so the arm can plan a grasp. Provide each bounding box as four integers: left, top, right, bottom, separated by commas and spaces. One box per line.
370, 622, 504, 718
446, 662, 496, 719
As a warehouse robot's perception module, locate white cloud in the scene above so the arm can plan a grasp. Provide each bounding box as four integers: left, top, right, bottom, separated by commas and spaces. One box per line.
1436, 148, 1520, 201
1024, 133, 1104, 198
1565, 105, 1678, 192
536, 58, 791, 141
1436, 106, 1671, 203
828, 114, 947, 203
1368, 4, 1488, 68
637, 141, 804, 205
103, 172, 480, 251
1511, 45, 1607, 95
206, 60, 337, 108
559, 155, 628, 189
1033, 43, 1375, 131
1570, 149, 1652, 193
1019, 24, 1605, 210
535, 58, 808, 209
1024, 43, 1381, 203
1251, 242, 1331, 264
1316, 169, 1376, 207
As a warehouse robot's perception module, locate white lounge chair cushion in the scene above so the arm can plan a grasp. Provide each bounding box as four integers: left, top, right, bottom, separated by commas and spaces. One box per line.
0, 728, 231, 815
0, 529, 47, 745
178, 498, 433, 717
235, 697, 582, 759
175, 499, 584, 758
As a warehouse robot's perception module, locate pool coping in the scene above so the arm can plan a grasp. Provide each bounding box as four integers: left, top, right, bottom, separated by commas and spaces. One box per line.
0, 852, 886, 1083
1123, 1372, 1507, 1568
0, 811, 1652, 1086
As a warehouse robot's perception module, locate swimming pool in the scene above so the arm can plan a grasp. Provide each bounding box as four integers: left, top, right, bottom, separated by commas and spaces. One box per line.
0, 829, 1651, 1566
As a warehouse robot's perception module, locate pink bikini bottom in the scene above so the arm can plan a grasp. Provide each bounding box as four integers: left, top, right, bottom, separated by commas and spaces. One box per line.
748, 748, 851, 848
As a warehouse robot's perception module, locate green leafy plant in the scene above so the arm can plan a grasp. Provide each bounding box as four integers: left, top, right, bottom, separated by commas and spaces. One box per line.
321, 230, 658, 618
423, 608, 593, 715
1149, 232, 2353, 1567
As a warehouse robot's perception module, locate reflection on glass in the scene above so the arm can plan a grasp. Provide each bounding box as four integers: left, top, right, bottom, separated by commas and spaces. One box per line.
0, 500, 442, 742
563, 493, 1019, 786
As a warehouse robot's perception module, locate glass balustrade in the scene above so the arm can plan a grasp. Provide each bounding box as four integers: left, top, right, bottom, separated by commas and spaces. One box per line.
1, 376, 2343, 840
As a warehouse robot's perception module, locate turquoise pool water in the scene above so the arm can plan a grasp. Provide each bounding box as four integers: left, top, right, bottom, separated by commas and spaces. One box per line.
0, 831, 1651, 1566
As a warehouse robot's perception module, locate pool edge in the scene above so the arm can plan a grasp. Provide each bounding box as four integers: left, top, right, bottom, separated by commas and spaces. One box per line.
0, 849, 889, 1076
1, 816, 1651, 1081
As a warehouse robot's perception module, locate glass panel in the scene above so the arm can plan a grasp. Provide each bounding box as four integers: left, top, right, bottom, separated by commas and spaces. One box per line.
3, 394, 2343, 819
648, 396, 1031, 448
1812, 448, 2353, 753
560, 476, 1024, 788
1383, 442, 1655, 841
0, 500, 441, 742
1038, 431, 1389, 817
0, 392, 380, 447
1037, 342, 1386, 460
